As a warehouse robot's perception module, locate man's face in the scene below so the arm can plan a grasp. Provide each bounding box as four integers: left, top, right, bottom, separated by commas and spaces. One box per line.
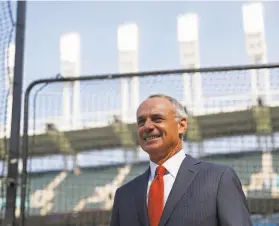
136, 97, 187, 160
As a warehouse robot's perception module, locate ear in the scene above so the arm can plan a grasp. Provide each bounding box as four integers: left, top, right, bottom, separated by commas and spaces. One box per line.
178, 117, 187, 135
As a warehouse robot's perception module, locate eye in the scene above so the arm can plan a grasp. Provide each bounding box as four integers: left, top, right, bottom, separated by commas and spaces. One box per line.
137, 120, 145, 127
153, 117, 163, 123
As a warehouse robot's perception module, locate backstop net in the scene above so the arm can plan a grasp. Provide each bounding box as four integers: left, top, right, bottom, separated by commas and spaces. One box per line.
20, 64, 279, 225
0, 0, 15, 220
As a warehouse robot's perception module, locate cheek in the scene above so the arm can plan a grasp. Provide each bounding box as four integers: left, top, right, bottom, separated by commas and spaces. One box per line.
156, 125, 167, 135
163, 125, 178, 138
137, 128, 143, 137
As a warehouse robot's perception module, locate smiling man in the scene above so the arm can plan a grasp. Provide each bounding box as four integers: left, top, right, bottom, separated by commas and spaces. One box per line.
110, 94, 252, 226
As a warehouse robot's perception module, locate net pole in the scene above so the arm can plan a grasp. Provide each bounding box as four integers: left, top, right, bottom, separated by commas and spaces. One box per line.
3, 1, 26, 226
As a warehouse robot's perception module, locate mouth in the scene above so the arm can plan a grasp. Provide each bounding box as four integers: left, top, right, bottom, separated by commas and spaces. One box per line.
143, 135, 161, 141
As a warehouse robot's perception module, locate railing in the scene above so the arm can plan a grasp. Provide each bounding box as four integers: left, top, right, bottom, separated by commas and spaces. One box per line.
1, 91, 279, 138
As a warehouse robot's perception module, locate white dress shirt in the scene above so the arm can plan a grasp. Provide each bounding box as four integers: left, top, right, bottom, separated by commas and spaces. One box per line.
146, 149, 186, 206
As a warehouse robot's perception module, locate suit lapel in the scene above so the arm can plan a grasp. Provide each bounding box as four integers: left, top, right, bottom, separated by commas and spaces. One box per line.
134, 168, 150, 226
159, 155, 201, 226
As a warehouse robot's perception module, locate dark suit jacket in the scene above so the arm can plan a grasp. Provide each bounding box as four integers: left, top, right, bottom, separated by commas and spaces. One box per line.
110, 155, 253, 226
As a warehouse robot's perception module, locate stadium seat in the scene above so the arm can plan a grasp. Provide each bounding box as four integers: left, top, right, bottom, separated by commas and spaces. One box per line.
51, 166, 118, 213
28, 171, 60, 215
272, 150, 279, 174
247, 189, 272, 198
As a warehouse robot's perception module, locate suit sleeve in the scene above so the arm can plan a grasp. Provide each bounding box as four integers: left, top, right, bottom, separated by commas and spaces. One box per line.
110, 188, 120, 226
217, 167, 253, 226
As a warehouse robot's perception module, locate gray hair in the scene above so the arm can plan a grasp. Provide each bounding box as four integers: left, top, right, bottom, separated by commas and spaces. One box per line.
147, 94, 188, 119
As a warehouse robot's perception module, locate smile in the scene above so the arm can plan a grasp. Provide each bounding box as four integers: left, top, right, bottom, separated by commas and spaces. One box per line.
144, 135, 161, 141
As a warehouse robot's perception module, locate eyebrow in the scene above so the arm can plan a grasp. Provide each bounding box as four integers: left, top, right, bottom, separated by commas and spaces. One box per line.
137, 113, 165, 122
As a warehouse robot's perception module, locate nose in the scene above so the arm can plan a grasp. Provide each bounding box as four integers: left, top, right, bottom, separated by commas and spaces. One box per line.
143, 119, 154, 131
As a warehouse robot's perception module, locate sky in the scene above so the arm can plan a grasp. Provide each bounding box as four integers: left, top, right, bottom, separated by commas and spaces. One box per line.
23, 1, 279, 110
1, 1, 279, 172
21, 1, 279, 125
23, 1, 279, 83
21, 1, 279, 117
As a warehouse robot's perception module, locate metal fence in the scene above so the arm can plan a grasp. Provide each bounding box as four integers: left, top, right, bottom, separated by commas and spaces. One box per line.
18, 63, 279, 225
0, 0, 16, 221
1, 1, 279, 225
0, 1, 26, 226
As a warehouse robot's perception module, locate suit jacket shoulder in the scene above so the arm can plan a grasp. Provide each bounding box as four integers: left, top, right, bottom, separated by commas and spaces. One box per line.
199, 159, 230, 174
199, 158, 241, 179
196, 158, 242, 187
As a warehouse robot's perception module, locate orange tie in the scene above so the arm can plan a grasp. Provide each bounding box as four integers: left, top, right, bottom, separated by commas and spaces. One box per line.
148, 165, 166, 226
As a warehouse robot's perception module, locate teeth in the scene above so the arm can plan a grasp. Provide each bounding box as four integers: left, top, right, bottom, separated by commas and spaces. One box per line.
145, 136, 160, 141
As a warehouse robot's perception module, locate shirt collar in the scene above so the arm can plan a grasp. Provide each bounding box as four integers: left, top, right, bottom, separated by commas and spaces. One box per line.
149, 149, 186, 179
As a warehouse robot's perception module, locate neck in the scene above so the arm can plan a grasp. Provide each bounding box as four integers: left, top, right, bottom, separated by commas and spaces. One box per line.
151, 141, 182, 165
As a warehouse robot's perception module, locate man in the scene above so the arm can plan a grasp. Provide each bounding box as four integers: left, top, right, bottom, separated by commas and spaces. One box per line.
110, 94, 252, 226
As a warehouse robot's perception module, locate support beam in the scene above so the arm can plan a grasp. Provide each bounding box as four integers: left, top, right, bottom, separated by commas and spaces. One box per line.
4, 1, 26, 225
177, 13, 203, 115
60, 32, 81, 129
117, 23, 139, 122
242, 2, 270, 105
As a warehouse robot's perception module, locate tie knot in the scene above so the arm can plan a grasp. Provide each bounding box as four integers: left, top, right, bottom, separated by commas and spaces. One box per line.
155, 165, 166, 176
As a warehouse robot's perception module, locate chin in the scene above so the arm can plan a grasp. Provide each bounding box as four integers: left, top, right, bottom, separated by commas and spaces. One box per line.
142, 144, 163, 155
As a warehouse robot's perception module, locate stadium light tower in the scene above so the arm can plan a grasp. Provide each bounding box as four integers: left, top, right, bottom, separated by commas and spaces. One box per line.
4, 42, 15, 136
60, 32, 81, 129
117, 23, 139, 122
242, 2, 270, 105
177, 13, 203, 115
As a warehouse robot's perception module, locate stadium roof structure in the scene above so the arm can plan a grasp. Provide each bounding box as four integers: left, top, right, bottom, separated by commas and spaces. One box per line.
8, 105, 279, 157
200, 147, 279, 159
25, 147, 279, 175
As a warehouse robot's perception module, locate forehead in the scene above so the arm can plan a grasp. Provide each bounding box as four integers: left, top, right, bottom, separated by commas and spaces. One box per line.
137, 97, 175, 117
